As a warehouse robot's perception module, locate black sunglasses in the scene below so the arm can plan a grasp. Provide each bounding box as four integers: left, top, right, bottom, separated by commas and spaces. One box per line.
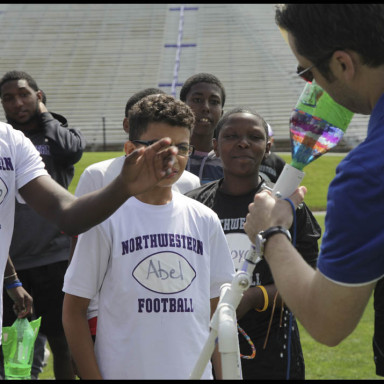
296, 63, 316, 83
296, 52, 335, 83
131, 139, 194, 157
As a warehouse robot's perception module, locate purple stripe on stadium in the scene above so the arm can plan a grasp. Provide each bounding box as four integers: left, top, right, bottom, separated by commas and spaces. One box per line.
164, 44, 197, 48
158, 83, 184, 88
169, 7, 199, 11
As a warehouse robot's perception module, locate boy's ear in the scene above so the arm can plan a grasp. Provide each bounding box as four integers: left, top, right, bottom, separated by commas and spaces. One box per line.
213, 138, 220, 158
124, 140, 136, 155
123, 117, 130, 134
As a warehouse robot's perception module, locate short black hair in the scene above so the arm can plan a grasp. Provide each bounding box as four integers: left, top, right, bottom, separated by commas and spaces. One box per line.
0, 71, 39, 96
275, 4, 384, 81
179, 73, 226, 107
128, 93, 195, 141
125, 88, 165, 117
215, 107, 268, 140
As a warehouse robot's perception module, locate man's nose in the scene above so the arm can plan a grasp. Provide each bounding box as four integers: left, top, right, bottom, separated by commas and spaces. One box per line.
201, 99, 210, 112
13, 96, 23, 107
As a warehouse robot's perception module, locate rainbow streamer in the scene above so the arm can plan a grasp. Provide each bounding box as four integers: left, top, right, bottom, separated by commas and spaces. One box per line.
289, 81, 353, 170
290, 109, 346, 170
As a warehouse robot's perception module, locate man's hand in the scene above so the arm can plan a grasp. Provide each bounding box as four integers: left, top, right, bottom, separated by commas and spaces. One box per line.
120, 137, 178, 196
244, 186, 307, 244
6, 286, 33, 318
38, 99, 48, 114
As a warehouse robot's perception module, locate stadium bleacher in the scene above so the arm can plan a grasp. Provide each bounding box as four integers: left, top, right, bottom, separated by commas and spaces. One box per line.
0, 3, 369, 151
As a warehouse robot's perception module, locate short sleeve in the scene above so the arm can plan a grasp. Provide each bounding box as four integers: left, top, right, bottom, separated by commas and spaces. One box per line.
317, 155, 384, 285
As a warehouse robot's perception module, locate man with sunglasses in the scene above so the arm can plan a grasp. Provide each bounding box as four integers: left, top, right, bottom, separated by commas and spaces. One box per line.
244, 4, 384, 365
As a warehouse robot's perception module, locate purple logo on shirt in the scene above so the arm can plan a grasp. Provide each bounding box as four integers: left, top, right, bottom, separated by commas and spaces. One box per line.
132, 251, 196, 294
0, 177, 8, 205
0, 157, 14, 171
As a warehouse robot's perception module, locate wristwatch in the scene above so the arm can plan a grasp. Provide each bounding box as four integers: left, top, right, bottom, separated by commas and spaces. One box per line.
255, 226, 292, 258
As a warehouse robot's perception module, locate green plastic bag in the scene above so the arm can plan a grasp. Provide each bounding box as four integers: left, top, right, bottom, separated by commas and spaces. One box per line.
2, 317, 41, 380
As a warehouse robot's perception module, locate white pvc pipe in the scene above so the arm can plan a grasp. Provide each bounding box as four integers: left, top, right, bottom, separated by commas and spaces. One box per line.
272, 163, 305, 199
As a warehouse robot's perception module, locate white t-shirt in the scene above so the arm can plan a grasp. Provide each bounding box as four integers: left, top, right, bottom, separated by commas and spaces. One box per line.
0, 122, 48, 335
172, 165, 201, 193
74, 156, 201, 319
64, 192, 235, 379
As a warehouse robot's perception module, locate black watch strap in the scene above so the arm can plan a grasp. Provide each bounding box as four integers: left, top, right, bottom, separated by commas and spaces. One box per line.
260, 226, 292, 244
253, 226, 292, 260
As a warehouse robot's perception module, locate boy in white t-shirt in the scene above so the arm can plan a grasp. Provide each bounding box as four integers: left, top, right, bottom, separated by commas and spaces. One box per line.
62, 94, 235, 380
69, 88, 200, 342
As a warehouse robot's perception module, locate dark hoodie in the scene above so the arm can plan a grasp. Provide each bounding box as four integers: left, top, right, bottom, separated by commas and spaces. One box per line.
9, 111, 86, 269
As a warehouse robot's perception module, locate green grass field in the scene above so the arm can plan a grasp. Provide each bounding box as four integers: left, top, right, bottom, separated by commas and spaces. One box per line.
38, 151, 382, 380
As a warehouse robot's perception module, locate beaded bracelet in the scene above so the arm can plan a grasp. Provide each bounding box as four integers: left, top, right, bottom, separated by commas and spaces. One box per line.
255, 285, 269, 312
237, 324, 256, 360
5, 279, 22, 290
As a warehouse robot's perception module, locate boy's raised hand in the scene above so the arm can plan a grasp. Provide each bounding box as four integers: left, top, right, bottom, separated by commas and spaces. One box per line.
121, 137, 178, 196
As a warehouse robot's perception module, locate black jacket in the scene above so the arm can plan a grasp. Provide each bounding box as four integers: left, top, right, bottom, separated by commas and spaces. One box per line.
186, 178, 321, 379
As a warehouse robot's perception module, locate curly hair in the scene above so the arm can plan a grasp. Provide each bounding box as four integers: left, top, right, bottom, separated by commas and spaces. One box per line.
124, 88, 165, 117
179, 73, 226, 107
128, 93, 195, 141
0, 71, 39, 95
